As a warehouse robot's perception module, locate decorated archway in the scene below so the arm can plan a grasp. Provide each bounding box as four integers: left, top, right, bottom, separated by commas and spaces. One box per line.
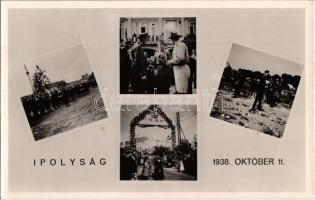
129, 105, 176, 151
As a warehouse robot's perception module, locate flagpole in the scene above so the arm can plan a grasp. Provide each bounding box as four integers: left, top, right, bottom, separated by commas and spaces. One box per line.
24, 65, 34, 93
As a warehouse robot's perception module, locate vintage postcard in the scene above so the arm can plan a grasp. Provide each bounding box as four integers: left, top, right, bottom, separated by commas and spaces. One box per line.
16, 44, 107, 141
1, 1, 313, 200
210, 43, 303, 138
120, 17, 197, 94
120, 105, 197, 181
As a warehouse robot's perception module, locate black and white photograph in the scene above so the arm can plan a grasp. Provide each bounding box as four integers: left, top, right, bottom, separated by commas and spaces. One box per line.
19, 44, 108, 141
120, 17, 197, 94
120, 105, 197, 180
210, 44, 303, 138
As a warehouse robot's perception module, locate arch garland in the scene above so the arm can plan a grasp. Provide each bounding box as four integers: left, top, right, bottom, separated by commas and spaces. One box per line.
129, 105, 176, 151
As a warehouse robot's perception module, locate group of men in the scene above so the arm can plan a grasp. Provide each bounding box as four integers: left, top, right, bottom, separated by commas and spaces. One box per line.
120, 146, 197, 180
120, 148, 165, 180
21, 76, 98, 123
221, 64, 300, 112
120, 32, 196, 94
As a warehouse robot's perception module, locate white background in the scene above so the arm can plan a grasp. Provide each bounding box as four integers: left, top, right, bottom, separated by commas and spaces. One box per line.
4, 6, 311, 194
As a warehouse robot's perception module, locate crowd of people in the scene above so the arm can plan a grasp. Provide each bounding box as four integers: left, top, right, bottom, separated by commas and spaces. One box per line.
21, 74, 98, 123
219, 63, 301, 111
120, 147, 197, 180
120, 148, 163, 180
120, 32, 196, 94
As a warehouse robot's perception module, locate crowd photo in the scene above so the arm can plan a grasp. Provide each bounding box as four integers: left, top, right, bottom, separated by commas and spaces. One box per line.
120, 17, 197, 94
120, 105, 197, 181
210, 44, 303, 138
19, 44, 108, 141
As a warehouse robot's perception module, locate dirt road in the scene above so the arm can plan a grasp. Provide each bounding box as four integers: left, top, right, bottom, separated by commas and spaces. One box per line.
32, 88, 107, 141
210, 90, 290, 138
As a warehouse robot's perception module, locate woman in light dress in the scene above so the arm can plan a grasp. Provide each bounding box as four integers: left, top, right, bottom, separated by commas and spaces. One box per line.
167, 32, 190, 94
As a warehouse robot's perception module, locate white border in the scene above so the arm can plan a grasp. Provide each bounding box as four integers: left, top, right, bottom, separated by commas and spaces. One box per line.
1, 1, 314, 199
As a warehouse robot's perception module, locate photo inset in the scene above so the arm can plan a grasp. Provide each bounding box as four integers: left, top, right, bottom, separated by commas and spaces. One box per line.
210, 44, 303, 138
120, 17, 197, 94
120, 105, 197, 181
19, 44, 108, 141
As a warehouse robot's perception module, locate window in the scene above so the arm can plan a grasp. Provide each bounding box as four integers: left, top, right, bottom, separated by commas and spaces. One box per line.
188, 21, 196, 35
165, 20, 178, 38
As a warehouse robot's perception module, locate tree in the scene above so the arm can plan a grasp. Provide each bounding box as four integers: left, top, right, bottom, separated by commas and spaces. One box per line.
192, 134, 197, 149
152, 146, 171, 157
174, 139, 191, 156
32, 65, 50, 94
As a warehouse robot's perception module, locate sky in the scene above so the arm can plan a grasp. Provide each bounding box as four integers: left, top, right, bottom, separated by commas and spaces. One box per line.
228, 43, 304, 76
121, 105, 197, 149
8, 9, 104, 97
13, 44, 93, 96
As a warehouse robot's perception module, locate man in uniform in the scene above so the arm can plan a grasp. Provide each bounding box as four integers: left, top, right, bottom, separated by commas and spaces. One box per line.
250, 70, 270, 112
129, 33, 149, 94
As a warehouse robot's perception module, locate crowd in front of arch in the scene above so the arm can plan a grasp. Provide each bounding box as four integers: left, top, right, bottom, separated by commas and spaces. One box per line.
120, 146, 197, 180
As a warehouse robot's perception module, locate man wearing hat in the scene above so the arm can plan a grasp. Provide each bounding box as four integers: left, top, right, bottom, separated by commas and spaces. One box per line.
250, 70, 270, 112
167, 32, 190, 94
120, 39, 133, 94
129, 33, 149, 93
124, 149, 138, 180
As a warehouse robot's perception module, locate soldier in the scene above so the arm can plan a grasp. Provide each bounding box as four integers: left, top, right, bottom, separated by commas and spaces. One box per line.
29, 94, 39, 118
35, 93, 45, 116
83, 82, 90, 95
42, 91, 52, 113
62, 86, 70, 107
51, 87, 60, 109
129, 33, 149, 94
250, 70, 270, 112
21, 96, 32, 120
233, 69, 246, 98
273, 75, 282, 105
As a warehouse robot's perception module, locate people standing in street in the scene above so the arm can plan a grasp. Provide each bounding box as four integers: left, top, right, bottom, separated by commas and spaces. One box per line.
153, 155, 164, 180
142, 155, 153, 180
167, 32, 190, 94
179, 160, 185, 172
120, 148, 128, 180
124, 150, 138, 180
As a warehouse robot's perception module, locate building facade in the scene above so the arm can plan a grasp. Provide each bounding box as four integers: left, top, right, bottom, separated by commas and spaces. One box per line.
120, 17, 196, 44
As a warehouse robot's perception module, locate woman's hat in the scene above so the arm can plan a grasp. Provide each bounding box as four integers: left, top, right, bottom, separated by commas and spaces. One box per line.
168, 32, 182, 40
124, 39, 132, 45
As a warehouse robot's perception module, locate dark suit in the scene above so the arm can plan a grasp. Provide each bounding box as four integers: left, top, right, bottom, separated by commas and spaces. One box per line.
120, 46, 132, 94
130, 41, 147, 93
251, 75, 267, 111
